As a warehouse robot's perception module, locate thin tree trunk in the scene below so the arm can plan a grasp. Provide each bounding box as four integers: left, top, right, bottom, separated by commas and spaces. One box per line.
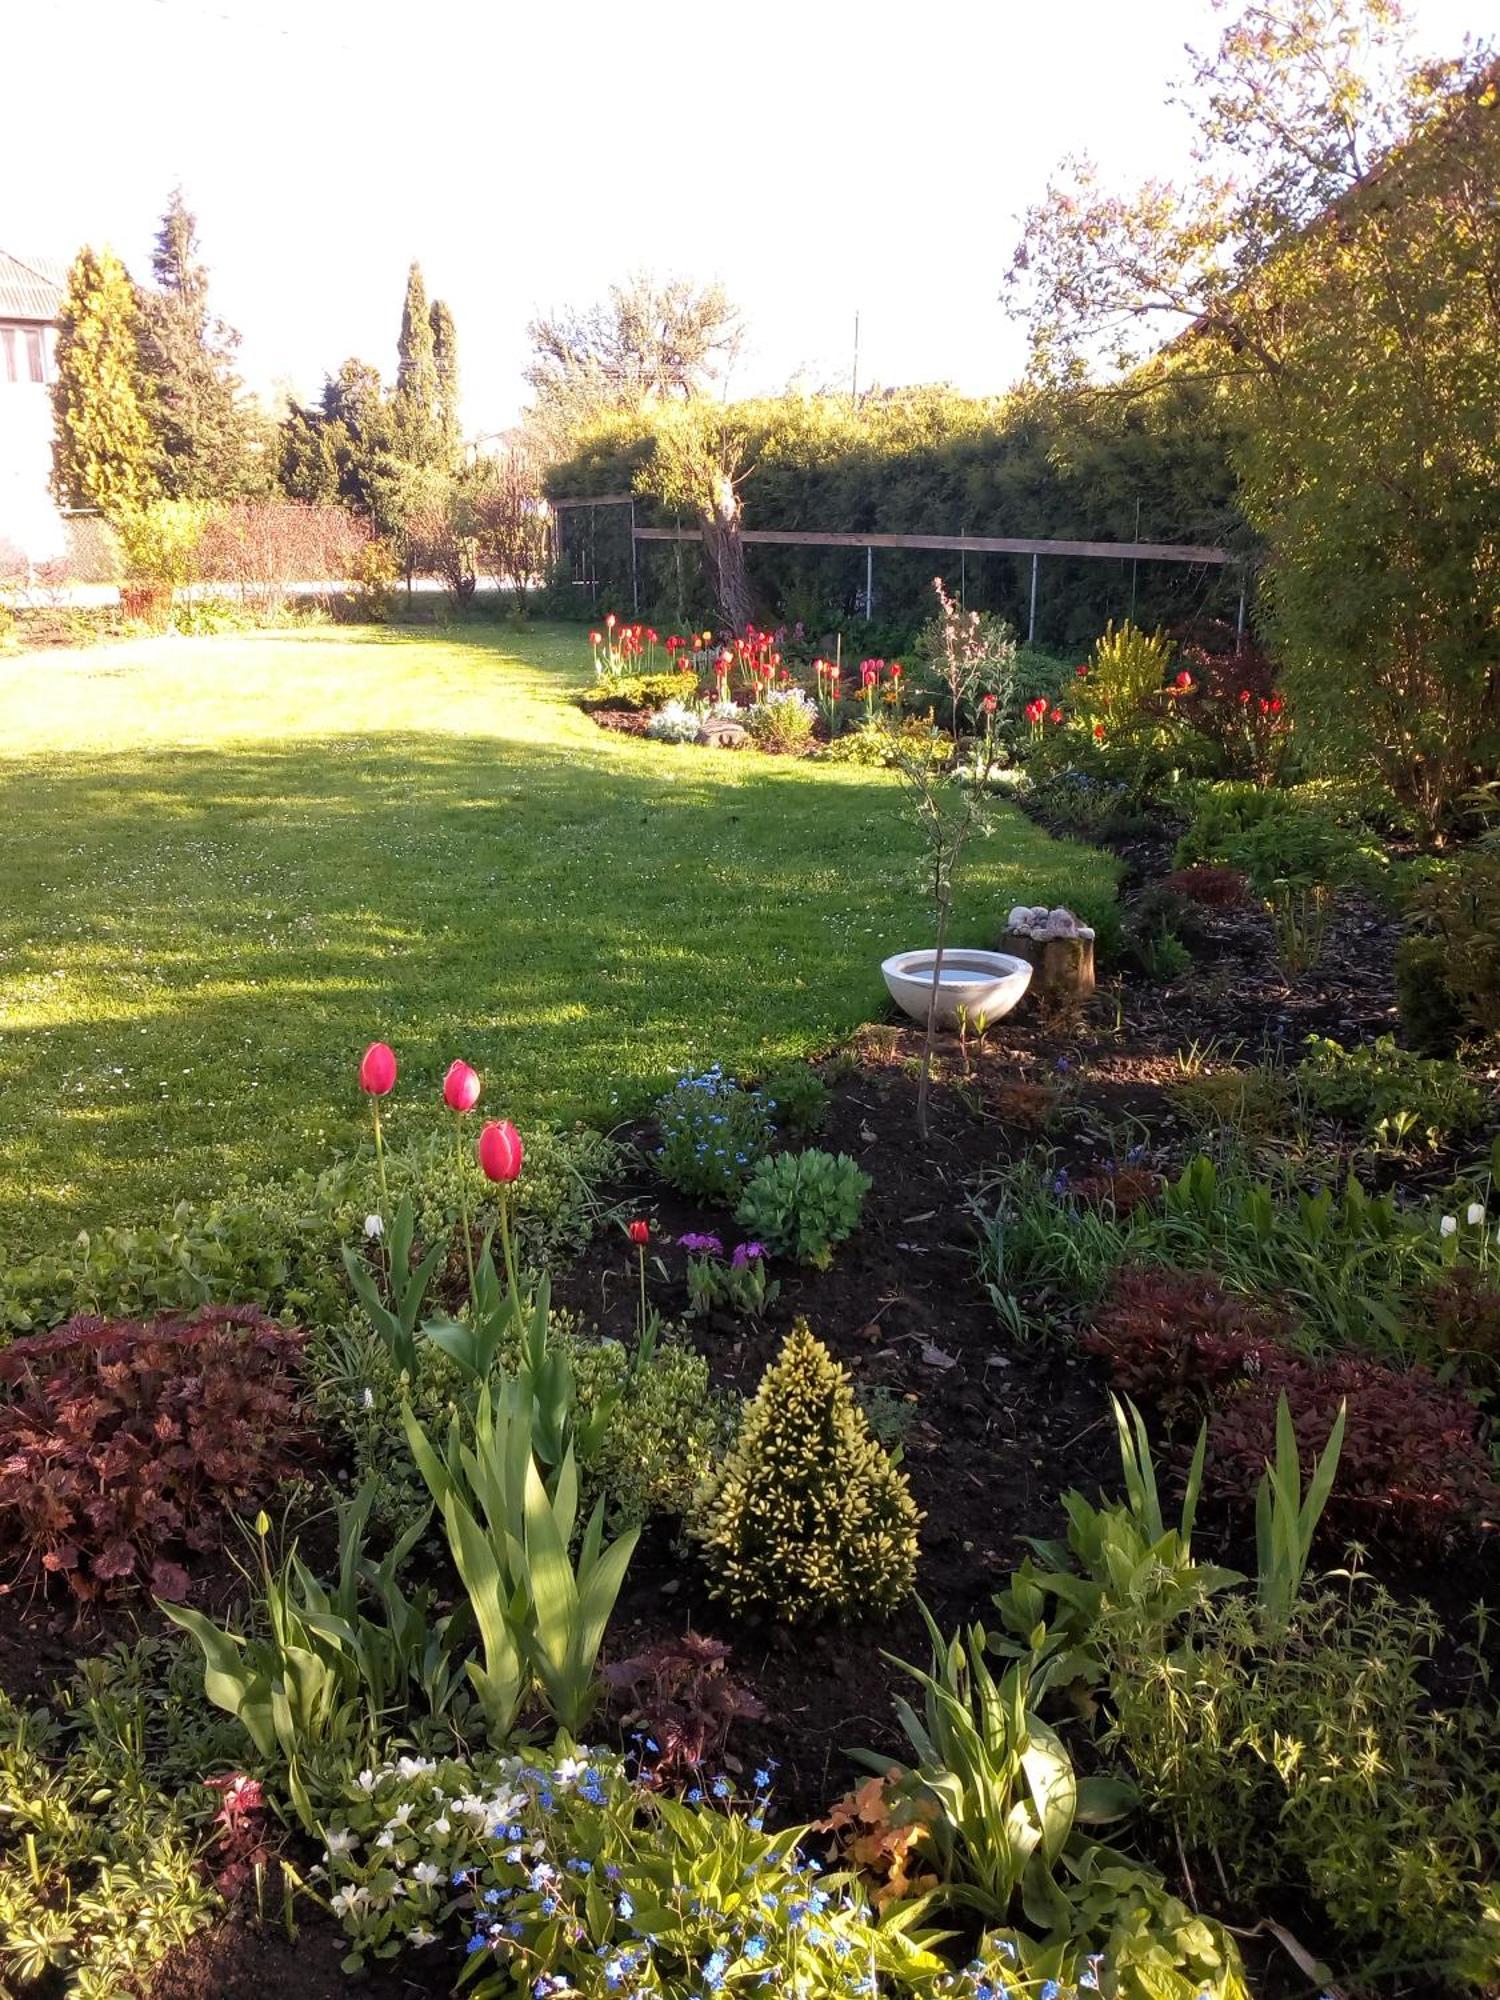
917, 888, 951, 1142
699, 473, 754, 631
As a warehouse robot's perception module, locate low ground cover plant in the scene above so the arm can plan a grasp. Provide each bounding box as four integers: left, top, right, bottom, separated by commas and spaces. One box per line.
1105, 1584, 1500, 1989
734, 1148, 871, 1267
0, 1307, 311, 1601
1295, 1032, 1486, 1146
692, 1321, 920, 1622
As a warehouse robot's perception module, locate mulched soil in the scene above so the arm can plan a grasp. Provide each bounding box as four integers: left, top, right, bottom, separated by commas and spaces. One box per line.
7, 834, 1498, 1996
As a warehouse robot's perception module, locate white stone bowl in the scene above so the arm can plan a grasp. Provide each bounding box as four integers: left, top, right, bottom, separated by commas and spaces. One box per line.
880, 948, 1033, 1030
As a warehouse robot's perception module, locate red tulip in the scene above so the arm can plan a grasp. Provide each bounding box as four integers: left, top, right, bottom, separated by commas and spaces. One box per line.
1269, 696, 1284, 714
606, 613, 616, 629
589, 630, 602, 645
359, 1042, 397, 1096
1093, 722, 1107, 740
1050, 707, 1063, 724
1175, 671, 1192, 689
443, 1060, 481, 1112
627, 1219, 650, 1245
477, 1119, 523, 1183
981, 694, 997, 713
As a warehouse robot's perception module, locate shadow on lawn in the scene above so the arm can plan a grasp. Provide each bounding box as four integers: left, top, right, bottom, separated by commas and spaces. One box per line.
1, 726, 1113, 1245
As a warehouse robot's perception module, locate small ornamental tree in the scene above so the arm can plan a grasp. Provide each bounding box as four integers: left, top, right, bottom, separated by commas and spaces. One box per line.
50, 246, 159, 517
692, 1321, 920, 1622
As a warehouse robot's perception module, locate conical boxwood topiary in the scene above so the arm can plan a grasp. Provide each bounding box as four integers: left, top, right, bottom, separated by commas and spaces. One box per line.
691, 1320, 920, 1622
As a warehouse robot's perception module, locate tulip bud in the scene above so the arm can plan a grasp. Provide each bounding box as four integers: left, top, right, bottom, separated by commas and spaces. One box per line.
477, 1119, 524, 1183
627, 1219, 650, 1245
359, 1042, 398, 1095
442, 1060, 481, 1112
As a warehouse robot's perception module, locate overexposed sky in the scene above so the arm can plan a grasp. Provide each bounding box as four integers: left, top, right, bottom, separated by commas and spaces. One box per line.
7, 0, 1487, 433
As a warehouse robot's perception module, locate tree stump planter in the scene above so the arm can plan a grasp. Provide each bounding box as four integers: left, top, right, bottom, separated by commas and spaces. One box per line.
998, 929, 1096, 1010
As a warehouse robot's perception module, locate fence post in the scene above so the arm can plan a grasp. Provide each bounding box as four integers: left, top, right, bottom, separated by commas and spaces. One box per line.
1028, 551, 1039, 644
629, 499, 639, 616
865, 545, 873, 618
1236, 575, 1246, 639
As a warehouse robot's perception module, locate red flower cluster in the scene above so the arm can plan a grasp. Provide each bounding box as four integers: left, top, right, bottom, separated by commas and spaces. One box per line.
357, 1045, 523, 1184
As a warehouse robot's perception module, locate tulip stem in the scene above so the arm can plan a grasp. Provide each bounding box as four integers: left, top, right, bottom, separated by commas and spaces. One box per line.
497, 1187, 521, 1322
637, 1245, 648, 1345
455, 1121, 477, 1310
371, 1101, 389, 1216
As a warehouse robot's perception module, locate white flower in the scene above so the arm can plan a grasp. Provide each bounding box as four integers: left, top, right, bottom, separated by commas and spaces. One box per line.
365, 1212, 384, 1239
394, 1755, 435, 1780
430, 1816, 451, 1837
357, 1770, 377, 1791
385, 1803, 415, 1829
411, 1862, 442, 1888
409, 1927, 437, 1948
362, 1386, 375, 1409
1440, 1214, 1458, 1237
553, 1756, 586, 1785
376, 1829, 395, 1849
1467, 1202, 1486, 1227
330, 1885, 370, 1918
324, 1828, 357, 1858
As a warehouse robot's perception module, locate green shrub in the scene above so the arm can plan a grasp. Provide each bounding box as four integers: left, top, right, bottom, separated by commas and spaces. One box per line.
758, 1064, 829, 1140
569, 1332, 734, 1529
310, 1310, 728, 1540
691, 1321, 920, 1622
734, 1149, 871, 1269
577, 672, 688, 711
1104, 1584, 1500, 1989
1396, 932, 1468, 1056
1295, 1033, 1486, 1145
1401, 848, 1500, 1053
820, 716, 956, 766
653, 1067, 772, 1201
0, 1645, 230, 1995
1174, 781, 1379, 897
745, 686, 817, 753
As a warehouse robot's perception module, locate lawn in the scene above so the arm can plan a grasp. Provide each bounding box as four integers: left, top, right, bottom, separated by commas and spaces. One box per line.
0, 620, 1116, 1246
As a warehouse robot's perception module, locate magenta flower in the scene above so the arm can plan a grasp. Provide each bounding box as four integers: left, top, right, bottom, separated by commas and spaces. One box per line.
679, 1232, 724, 1256
731, 1242, 766, 1268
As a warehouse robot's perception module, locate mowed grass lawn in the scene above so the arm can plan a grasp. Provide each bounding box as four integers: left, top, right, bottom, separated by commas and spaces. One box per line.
0, 621, 1118, 1248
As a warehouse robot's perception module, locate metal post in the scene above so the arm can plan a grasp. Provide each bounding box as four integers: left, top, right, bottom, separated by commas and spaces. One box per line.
959, 543, 966, 610
865, 545, 873, 618
1130, 498, 1141, 621
1236, 577, 1246, 639
629, 499, 639, 617
1028, 552, 1039, 645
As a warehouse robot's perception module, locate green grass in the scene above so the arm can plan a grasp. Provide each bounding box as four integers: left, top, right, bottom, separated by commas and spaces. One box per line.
0, 621, 1117, 1248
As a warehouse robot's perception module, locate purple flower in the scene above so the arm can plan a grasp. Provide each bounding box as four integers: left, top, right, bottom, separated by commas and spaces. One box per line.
731, 1241, 766, 1268
678, 1232, 724, 1256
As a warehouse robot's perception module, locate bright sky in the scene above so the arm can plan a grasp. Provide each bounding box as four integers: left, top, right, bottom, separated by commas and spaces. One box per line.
8, 0, 1486, 435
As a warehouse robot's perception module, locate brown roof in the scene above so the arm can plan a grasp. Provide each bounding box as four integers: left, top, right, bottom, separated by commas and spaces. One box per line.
0, 250, 67, 323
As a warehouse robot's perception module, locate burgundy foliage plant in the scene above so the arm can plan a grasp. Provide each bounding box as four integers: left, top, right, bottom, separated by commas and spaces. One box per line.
0, 1307, 313, 1602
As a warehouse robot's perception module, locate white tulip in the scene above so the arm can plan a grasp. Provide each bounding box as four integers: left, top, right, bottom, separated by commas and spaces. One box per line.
364, 1212, 384, 1240
1440, 1214, 1458, 1238
1467, 1202, 1485, 1226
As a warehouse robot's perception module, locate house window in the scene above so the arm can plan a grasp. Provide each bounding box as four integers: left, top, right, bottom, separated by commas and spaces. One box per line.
25, 328, 45, 383
0, 327, 15, 383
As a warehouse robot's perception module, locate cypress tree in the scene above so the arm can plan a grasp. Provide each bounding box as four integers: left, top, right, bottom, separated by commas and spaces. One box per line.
430, 297, 460, 461
50, 246, 160, 517
394, 261, 438, 462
